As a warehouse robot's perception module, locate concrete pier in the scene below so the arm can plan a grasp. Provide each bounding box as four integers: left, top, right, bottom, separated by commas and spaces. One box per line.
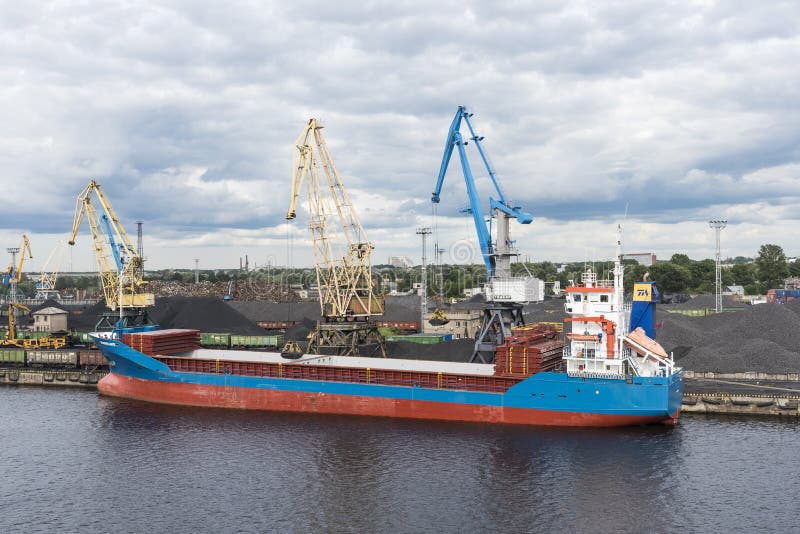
0, 368, 106, 388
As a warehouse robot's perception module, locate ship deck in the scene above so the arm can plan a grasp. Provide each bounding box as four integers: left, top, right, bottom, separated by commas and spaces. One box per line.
172, 348, 495, 375
154, 349, 520, 394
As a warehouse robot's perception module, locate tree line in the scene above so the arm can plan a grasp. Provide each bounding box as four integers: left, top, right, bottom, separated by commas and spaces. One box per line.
5, 244, 795, 300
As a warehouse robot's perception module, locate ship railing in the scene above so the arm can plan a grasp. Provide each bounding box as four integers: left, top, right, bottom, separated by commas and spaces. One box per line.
566, 371, 626, 380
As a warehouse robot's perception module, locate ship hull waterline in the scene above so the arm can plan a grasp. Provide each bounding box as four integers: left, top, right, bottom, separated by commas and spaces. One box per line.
94, 337, 682, 428
98, 372, 681, 428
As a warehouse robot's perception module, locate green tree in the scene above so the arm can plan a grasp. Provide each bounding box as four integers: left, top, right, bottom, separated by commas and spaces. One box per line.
755, 244, 788, 291
788, 260, 800, 277
688, 259, 715, 292
623, 264, 650, 292
649, 263, 692, 293
670, 253, 692, 266
730, 263, 757, 287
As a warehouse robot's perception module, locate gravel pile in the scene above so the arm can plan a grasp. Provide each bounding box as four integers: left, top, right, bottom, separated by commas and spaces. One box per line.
657, 302, 800, 373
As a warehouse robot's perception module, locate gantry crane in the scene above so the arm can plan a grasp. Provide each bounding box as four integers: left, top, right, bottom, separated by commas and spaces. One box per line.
432, 106, 541, 362
286, 118, 384, 356
69, 180, 155, 330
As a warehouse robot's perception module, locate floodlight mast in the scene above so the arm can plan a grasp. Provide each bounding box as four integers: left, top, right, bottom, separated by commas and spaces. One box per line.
709, 219, 727, 313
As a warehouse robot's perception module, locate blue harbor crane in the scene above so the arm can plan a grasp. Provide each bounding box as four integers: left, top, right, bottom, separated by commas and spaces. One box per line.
432, 106, 538, 362
432, 105, 533, 281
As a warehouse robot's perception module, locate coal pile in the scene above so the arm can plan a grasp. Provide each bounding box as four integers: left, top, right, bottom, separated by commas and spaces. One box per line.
227, 301, 321, 323
666, 293, 743, 310
386, 338, 475, 362
284, 318, 317, 341
657, 302, 800, 373
383, 295, 421, 322
149, 297, 265, 334
522, 298, 567, 323
66, 296, 265, 335
67, 300, 111, 331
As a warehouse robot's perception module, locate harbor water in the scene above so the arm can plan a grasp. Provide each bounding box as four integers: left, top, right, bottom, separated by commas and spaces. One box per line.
1, 386, 798, 533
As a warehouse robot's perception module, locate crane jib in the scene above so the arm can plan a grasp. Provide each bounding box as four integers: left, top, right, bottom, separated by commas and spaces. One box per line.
431, 107, 534, 279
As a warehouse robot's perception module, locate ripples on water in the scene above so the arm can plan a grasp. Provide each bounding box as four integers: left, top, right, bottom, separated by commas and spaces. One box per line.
1, 386, 798, 533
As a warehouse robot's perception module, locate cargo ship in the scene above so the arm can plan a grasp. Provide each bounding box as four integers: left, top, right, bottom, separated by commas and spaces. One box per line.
93, 233, 683, 427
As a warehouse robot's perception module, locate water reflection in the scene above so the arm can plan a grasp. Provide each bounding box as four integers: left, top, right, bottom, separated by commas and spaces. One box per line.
2, 388, 799, 533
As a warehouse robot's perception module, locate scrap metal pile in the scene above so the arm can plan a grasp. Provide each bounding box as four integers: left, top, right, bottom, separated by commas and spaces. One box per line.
148, 280, 299, 302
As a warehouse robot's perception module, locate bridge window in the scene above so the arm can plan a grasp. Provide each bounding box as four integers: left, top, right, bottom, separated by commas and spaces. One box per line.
574, 294, 582, 302
600, 295, 609, 302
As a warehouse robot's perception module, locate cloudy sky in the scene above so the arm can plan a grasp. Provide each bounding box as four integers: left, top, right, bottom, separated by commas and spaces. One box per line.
1, 1, 798, 273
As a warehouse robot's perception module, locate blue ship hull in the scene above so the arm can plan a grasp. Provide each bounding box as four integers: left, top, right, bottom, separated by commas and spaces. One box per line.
94, 337, 683, 427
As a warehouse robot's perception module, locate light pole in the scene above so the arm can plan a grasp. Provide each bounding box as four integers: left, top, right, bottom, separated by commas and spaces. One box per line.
416, 227, 432, 330
709, 220, 727, 312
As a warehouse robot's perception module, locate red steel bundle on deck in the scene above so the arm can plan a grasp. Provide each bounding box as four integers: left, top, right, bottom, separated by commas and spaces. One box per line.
494, 324, 565, 377
122, 329, 201, 356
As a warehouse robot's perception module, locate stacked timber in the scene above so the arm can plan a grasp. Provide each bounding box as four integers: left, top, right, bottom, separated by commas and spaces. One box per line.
495, 324, 565, 377
122, 329, 200, 356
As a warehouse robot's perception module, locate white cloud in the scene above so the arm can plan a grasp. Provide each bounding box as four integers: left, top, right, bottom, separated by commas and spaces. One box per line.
1, 0, 798, 271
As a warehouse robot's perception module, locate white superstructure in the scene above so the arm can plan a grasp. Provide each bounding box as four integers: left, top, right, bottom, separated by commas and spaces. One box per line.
562, 227, 676, 379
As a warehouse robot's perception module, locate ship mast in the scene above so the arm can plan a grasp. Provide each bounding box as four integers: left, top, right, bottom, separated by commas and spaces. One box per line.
614, 224, 625, 357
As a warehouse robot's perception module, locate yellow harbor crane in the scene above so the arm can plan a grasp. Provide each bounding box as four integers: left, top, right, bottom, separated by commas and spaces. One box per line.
3, 233, 32, 332
69, 180, 155, 329
1, 236, 66, 348
286, 118, 385, 356
3, 234, 33, 297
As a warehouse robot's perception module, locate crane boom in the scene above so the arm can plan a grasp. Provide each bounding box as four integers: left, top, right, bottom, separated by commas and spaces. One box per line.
36, 241, 66, 296
431, 106, 532, 279
286, 119, 382, 319
68, 180, 153, 312
4, 234, 33, 285
6, 302, 30, 341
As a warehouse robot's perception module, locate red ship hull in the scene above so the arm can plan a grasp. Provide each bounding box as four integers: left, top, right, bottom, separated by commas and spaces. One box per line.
99, 372, 674, 427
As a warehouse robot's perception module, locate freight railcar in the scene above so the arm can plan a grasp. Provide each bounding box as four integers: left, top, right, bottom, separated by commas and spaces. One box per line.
26, 350, 80, 368
0, 349, 110, 370
201, 334, 284, 349
0, 349, 26, 366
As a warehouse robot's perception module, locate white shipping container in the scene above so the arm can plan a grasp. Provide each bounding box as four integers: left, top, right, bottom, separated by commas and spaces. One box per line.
488, 277, 545, 303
